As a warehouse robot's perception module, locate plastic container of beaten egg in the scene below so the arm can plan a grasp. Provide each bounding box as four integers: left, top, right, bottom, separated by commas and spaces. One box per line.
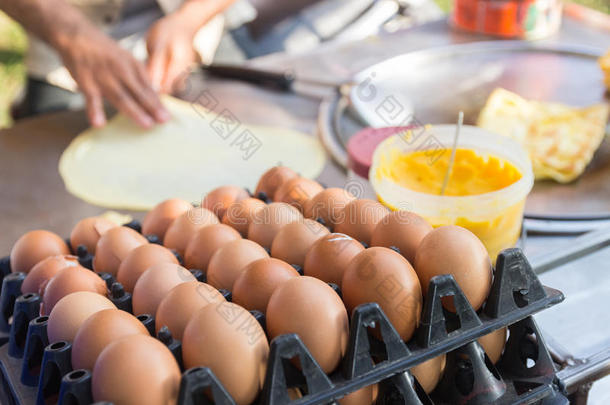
369, 125, 533, 260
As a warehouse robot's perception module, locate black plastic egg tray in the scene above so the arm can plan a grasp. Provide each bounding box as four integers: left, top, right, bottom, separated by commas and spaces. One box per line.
0, 221, 566, 405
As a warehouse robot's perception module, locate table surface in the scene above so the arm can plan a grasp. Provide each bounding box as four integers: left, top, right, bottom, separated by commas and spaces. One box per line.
1, 14, 609, 401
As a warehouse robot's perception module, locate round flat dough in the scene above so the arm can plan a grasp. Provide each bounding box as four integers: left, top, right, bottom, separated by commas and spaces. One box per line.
59, 97, 326, 210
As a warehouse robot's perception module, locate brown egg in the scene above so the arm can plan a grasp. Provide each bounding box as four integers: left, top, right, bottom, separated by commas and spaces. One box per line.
142, 198, 192, 240
255, 166, 298, 200
132, 263, 196, 316
411, 354, 446, 393
303, 233, 365, 285
248, 202, 303, 249
10, 230, 70, 274
72, 309, 148, 370
222, 198, 266, 237
184, 224, 242, 273
334, 199, 388, 245
233, 258, 299, 312
163, 208, 219, 256
116, 244, 179, 293
70, 217, 117, 254
415, 226, 492, 311
270, 220, 330, 267
371, 211, 432, 263
42, 266, 108, 315
183, 302, 268, 405
339, 384, 378, 405
206, 239, 269, 290
155, 281, 225, 340
202, 186, 250, 220
478, 327, 507, 364
342, 247, 422, 341
93, 226, 148, 276
47, 291, 115, 342
303, 188, 356, 227
22, 255, 79, 295
267, 276, 348, 373
275, 177, 324, 211
92, 334, 181, 405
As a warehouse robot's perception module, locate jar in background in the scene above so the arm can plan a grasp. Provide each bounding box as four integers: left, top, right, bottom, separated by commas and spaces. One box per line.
452, 0, 563, 39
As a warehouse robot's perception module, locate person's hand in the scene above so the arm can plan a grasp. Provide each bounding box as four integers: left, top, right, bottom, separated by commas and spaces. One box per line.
146, 13, 199, 94
56, 24, 170, 128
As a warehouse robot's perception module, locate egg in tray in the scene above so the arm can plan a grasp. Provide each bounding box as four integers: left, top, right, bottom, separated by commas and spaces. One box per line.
0, 166, 563, 405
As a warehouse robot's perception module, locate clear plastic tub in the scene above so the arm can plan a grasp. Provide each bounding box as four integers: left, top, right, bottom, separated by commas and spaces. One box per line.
369, 125, 534, 260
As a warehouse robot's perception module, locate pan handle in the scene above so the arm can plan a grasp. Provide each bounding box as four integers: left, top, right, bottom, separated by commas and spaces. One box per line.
529, 225, 610, 274
200, 64, 295, 91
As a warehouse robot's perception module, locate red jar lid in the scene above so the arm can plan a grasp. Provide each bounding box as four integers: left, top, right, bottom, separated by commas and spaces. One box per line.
347, 126, 414, 179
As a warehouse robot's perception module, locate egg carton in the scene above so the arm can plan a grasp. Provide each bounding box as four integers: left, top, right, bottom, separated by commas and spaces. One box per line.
0, 230, 565, 405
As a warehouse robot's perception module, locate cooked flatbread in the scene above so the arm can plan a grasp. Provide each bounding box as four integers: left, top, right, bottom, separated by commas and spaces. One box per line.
59, 96, 326, 210
477, 88, 609, 183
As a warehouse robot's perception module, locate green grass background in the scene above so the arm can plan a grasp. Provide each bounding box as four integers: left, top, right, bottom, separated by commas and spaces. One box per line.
0, 0, 608, 128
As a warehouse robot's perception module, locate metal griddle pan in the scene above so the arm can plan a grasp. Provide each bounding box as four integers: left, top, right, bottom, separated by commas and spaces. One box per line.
317, 41, 610, 222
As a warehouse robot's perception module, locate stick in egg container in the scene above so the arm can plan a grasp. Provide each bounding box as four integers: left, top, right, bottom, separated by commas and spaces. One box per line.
440, 111, 464, 196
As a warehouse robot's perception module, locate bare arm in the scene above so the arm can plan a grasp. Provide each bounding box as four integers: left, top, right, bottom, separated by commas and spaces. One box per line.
0, 0, 89, 51
147, 0, 237, 93
0, 0, 169, 128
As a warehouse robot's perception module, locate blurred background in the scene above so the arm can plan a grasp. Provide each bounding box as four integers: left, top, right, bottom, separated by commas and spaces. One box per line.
0, 0, 607, 129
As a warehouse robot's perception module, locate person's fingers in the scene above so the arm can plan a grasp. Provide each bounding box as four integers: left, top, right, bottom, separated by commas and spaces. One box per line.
101, 77, 154, 128
120, 60, 170, 123
78, 72, 106, 127
161, 59, 180, 94
162, 46, 193, 94
146, 43, 167, 93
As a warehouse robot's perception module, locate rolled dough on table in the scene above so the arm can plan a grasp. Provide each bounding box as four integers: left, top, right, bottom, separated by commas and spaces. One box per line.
59, 96, 326, 210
